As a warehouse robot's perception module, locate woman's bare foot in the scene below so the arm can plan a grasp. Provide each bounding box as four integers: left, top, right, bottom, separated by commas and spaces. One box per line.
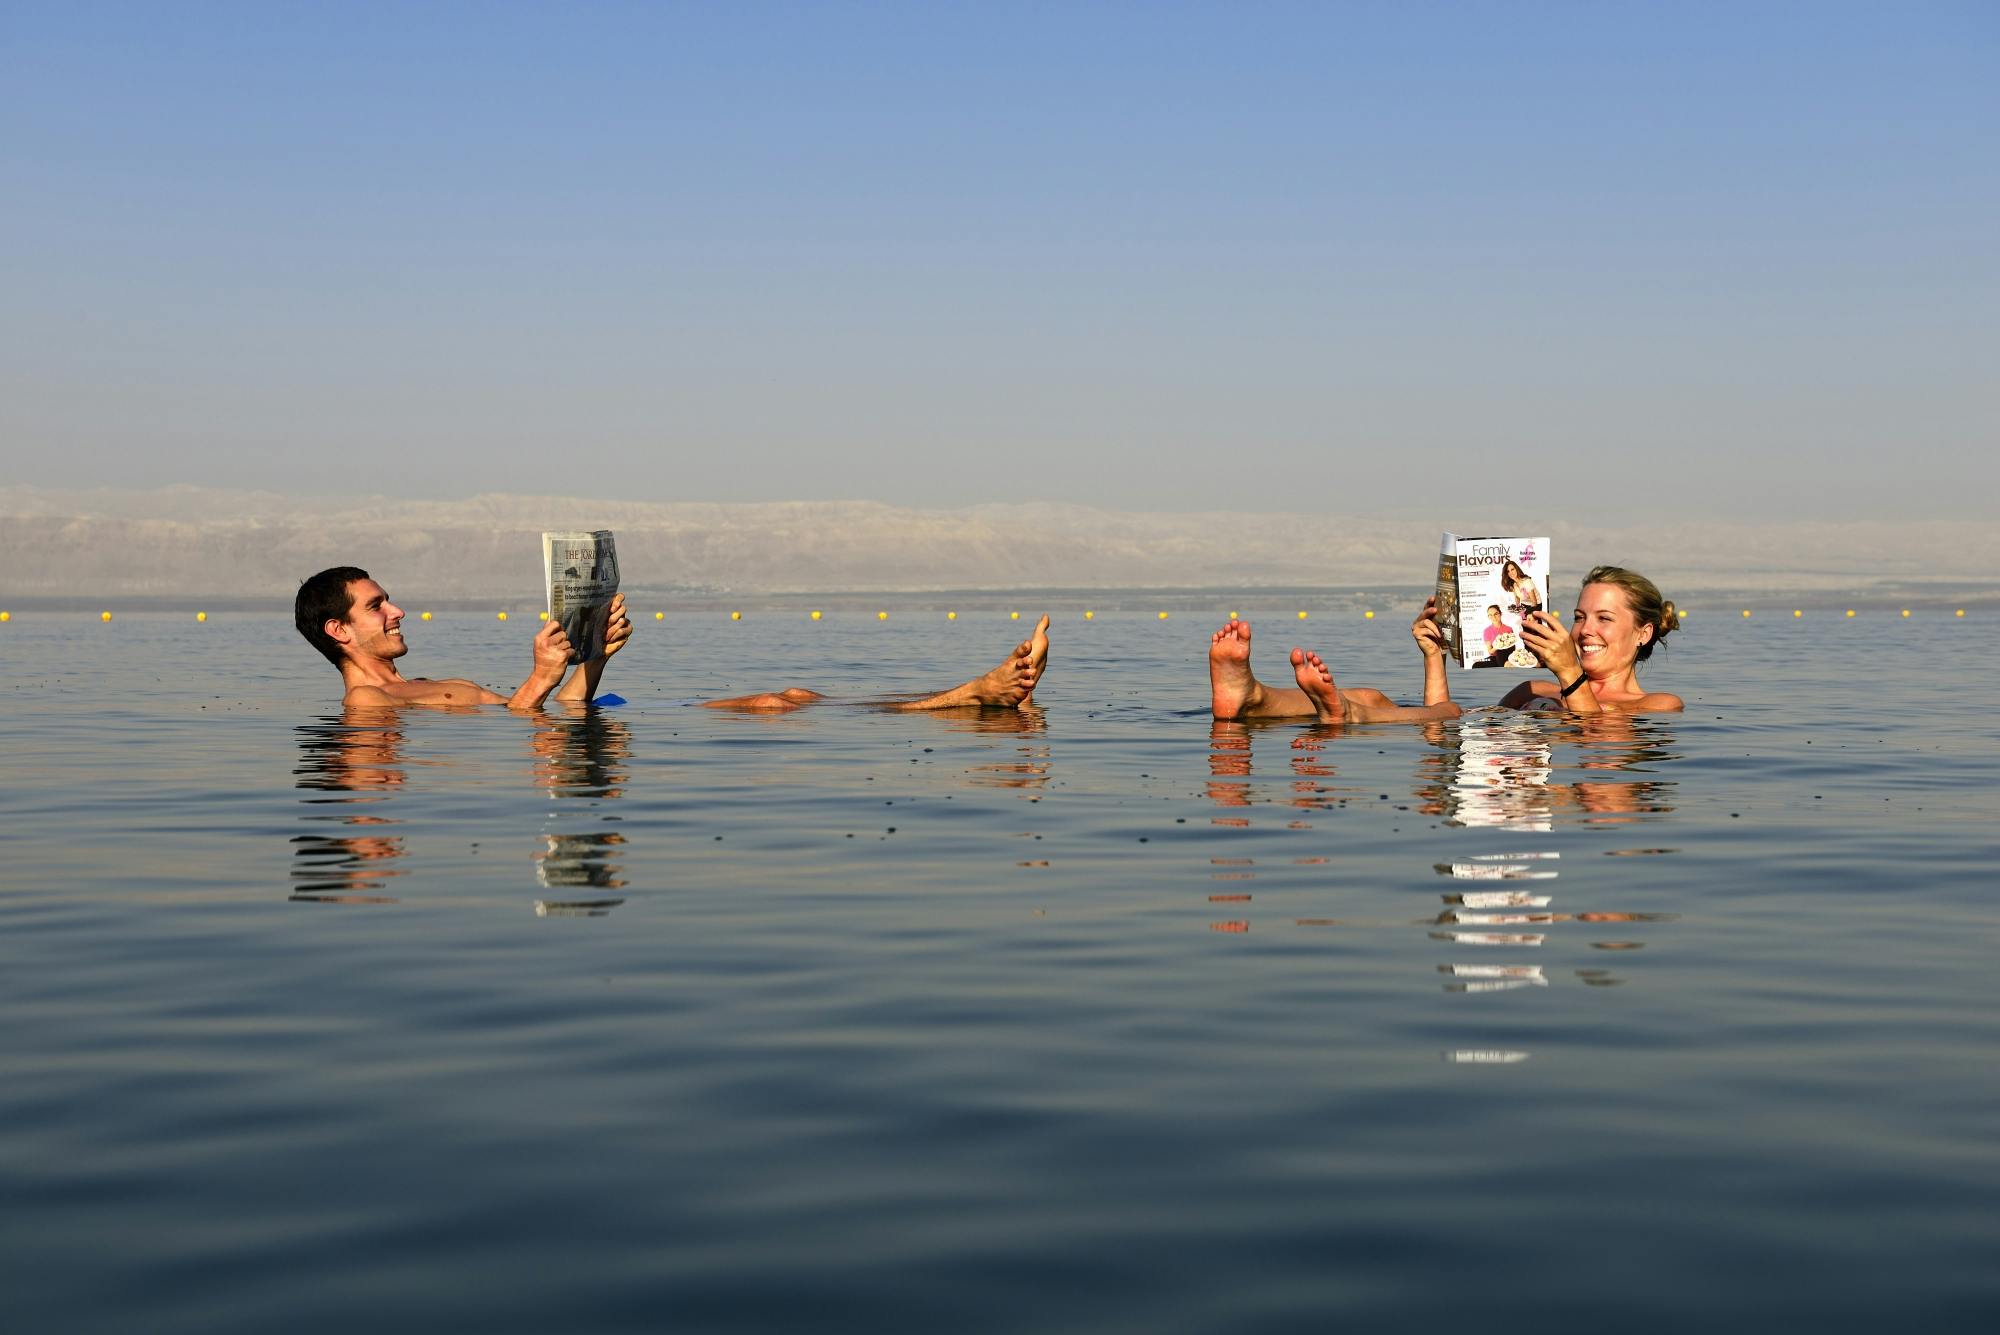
1209, 620, 1259, 718
893, 615, 1050, 710
1210, 620, 1319, 718
1290, 648, 1347, 723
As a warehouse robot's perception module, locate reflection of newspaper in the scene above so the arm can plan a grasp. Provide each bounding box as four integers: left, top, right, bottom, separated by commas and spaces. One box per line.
1430, 930, 1546, 946
1445, 717, 1553, 832
1437, 863, 1560, 881
542, 531, 620, 665
1440, 964, 1544, 979
1446, 891, 1554, 908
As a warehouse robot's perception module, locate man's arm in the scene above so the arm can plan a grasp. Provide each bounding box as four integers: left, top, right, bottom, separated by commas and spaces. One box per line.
508, 620, 574, 711
555, 594, 631, 703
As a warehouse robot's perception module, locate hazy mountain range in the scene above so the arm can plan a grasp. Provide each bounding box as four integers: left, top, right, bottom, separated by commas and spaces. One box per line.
2, 485, 1993, 601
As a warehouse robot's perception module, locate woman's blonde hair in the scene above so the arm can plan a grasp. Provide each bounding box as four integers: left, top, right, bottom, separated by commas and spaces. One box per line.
1582, 565, 1679, 662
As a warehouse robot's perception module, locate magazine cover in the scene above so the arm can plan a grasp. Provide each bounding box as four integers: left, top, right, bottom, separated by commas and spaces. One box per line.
542, 530, 620, 665
1433, 532, 1551, 670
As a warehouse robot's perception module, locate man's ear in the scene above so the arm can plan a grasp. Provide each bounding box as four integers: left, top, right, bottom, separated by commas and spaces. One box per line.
325, 618, 354, 647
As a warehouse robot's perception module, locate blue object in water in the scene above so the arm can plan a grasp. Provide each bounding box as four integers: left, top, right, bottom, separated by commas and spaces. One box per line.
591, 693, 628, 707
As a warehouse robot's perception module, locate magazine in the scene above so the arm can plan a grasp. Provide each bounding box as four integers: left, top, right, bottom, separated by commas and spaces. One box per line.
542, 530, 620, 664
1432, 532, 1551, 670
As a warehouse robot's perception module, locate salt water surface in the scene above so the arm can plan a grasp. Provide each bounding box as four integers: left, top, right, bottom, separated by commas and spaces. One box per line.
3, 605, 1997, 1331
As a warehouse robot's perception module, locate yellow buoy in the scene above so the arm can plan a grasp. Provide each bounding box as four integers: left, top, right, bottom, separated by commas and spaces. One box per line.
1158, 611, 1169, 620
878, 611, 888, 620
1364, 610, 1375, 619
1901, 609, 1910, 618
1742, 610, 1751, 618
811, 610, 822, 621
1845, 610, 1856, 618
1297, 611, 1308, 620
101, 611, 113, 622
730, 611, 742, 621
0, 611, 10, 622
1083, 611, 1094, 620
196, 612, 207, 622
654, 611, 664, 620
946, 611, 956, 620
1957, 609, 1966, 617
539, 611, 549, 621
497, 611, 507, 620
1010, 611, 1020, 620
422, 611, 433, 621
1793, 610, 1802, 618
1228, 611, 1238, 620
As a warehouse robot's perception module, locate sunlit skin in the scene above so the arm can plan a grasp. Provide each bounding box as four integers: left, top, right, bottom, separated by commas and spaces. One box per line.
1498, 582, 1683, 714
329, 578, 632, 710
1208, 599, 1459, 724
702, 615, 1051, 712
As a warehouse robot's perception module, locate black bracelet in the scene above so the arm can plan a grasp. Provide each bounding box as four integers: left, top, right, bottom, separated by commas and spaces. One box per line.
1559, 674, 1588, 698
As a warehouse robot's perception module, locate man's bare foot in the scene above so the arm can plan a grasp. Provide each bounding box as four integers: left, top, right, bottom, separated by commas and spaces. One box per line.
1210, 619, 1259, 719
892, 615, 1050, 710
1290, 648, 1347, 723
704, 688, 823, 711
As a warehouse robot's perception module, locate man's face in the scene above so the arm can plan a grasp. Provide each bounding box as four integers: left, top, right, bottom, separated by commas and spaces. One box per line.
334, 579, 407, 663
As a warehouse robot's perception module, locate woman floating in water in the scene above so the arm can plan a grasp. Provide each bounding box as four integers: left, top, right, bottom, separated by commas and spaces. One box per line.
1490, 566, 1682, 714
1213, 565, 1681, 722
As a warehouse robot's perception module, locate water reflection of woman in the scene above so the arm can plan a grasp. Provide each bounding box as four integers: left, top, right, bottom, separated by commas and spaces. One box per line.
1411, 711, 1679, 828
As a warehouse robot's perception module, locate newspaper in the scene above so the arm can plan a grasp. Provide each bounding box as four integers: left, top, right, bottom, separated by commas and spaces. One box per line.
1433, 532, 1552, 670
542, 530, 620, 665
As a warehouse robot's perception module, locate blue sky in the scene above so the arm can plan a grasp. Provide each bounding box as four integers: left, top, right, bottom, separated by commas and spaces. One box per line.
4, 1, 1994, 518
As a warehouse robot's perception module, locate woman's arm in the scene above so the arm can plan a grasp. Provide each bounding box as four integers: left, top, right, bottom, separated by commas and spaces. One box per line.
1516, 611, 1603, 713
1412, 596, 1455, 707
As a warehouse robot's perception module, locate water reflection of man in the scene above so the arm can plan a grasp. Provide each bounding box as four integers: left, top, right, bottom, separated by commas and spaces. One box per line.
290, 712, 411, 903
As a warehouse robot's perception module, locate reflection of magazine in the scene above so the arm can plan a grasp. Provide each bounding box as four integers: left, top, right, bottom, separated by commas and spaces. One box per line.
542, 531, 620, 665
1433, 533, 1551, 670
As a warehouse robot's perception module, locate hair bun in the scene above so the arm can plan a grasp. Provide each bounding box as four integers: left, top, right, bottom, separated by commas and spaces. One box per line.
1658, 599, 1681, 637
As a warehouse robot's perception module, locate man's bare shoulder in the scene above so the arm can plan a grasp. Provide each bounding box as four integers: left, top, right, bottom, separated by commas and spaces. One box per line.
343, 678, 506, 707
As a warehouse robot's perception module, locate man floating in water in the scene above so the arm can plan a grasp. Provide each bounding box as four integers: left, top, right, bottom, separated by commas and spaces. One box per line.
296, 566, 1050, 712
296, 566, 631, 709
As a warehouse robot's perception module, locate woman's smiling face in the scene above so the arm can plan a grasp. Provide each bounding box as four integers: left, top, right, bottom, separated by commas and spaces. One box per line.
1572, 582, 1652, 676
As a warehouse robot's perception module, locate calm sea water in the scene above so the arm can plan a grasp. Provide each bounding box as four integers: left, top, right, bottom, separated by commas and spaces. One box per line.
3, 604, 1997, 1331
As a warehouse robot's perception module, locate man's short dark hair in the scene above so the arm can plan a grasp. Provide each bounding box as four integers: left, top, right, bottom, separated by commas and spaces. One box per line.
296, 567, 369, 666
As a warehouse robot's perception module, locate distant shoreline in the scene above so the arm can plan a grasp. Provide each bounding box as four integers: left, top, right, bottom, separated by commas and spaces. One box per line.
7, 581, 1997, 615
